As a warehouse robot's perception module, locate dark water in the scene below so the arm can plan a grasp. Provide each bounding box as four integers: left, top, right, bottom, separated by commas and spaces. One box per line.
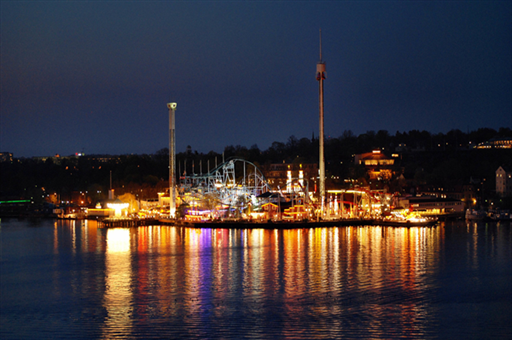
1, 219, 511, 339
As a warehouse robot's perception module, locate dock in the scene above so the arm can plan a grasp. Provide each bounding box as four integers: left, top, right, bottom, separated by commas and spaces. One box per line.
97, 217, 438, 229
98, 218, 162, 228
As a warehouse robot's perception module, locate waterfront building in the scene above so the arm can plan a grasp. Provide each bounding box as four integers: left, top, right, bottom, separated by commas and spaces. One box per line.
417, 184, 478, 210
496, 166, 512, 196
397, 196, 464, 216
417, 185, 464, 200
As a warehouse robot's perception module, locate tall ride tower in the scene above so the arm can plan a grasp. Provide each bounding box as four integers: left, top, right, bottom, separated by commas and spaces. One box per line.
316, 30, 326, 212
167, 102, 177, 218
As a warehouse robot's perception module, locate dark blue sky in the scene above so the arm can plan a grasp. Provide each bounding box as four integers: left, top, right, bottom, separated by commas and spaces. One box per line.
1, 1, 511, 158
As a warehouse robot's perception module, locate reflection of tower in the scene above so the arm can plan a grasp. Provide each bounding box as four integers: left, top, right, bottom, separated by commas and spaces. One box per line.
167, 102, 177, 218
316, 30, 326, 211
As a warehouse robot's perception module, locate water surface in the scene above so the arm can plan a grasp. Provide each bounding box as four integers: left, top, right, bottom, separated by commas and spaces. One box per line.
1, 219, 511, 339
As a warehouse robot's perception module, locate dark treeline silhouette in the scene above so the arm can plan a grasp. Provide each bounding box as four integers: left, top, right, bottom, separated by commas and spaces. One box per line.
1, 127, 511, 207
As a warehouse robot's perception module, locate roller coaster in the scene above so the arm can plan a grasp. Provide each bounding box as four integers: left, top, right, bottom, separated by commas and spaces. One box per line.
176, 158, 324, 220
178, 158, 272, 208
175, 158, 387, 221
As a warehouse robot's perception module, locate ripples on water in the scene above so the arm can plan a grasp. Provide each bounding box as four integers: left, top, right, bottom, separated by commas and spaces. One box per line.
1, 219, 511, 339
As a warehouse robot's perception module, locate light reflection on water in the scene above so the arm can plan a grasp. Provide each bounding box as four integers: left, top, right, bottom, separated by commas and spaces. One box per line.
0, 219, 511, 339
101, 228, 132, 339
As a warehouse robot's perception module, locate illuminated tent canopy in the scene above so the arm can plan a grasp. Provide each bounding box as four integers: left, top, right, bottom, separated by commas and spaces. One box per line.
106, 198, 129, 217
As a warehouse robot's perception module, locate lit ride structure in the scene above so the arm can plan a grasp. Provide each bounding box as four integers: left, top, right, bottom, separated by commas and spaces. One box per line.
178, 158, 273, 221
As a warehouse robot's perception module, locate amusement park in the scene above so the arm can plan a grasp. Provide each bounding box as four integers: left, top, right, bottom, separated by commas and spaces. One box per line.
165, 157, 400, 224
92, 150, 436, 228
94, 32, 439, 228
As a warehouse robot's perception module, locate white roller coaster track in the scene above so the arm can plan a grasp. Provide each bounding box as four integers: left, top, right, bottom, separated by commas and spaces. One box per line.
179, 158, 272, 206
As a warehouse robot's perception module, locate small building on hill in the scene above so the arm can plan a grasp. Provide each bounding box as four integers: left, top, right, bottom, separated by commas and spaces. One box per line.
354, 150, 395, 181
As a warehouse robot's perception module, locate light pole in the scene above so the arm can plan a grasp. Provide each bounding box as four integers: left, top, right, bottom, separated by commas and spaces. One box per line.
167, 102, 177, 218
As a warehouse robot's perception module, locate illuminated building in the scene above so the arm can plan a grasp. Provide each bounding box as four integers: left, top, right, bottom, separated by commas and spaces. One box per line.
397, 196, 464, 216
476, 137, 512, 149
107, 198, 130, 217
496, 166, 512, 196
262, 163, 318, 192
417, 183, 478, 210
354, 150, 395, 180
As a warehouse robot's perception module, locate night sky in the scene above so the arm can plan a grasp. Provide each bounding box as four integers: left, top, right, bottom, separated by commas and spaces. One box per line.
1, 1, 511, 158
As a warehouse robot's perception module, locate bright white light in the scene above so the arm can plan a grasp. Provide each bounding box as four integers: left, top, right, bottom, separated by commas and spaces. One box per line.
107, 202, 129, 217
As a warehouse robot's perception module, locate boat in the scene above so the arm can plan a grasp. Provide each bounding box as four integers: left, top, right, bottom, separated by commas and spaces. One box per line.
374, 210, 438, 227
373, 218, 438, 227
465, 209, 486, 221
487, 209, 511, 221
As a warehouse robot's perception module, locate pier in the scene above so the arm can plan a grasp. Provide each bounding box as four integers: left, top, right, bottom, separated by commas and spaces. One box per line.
98, 218, 161, 228
96, 217, 438, 229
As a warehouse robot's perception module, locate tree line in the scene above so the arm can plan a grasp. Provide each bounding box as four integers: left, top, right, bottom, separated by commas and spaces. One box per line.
1, 127, 511, 207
